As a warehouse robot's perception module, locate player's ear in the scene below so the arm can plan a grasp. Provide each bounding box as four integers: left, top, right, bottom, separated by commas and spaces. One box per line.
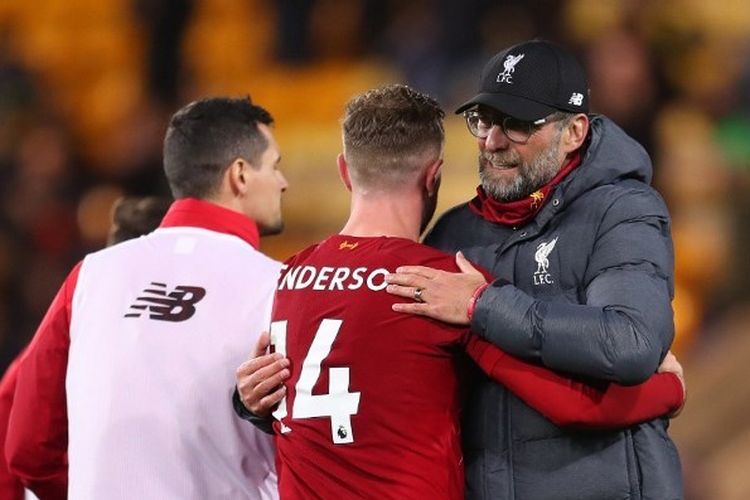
425, 158, 443, 197
227, 158, 251, 196
337, 153, 352, 192
561, 113, 589, 154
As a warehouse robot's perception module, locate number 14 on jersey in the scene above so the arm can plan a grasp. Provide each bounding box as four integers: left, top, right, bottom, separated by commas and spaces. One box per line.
270, 319, 362, 444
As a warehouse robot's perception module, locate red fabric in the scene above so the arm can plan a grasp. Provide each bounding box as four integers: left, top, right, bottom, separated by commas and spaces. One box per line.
271, 235, 682, 499
467, 282, 490, 321
0, 354, 25, 500
469, 151, 582, 226
465, 338, 684, 428
6, 262, 81, 500
160, 198, 260, 248
274, 236, 467, 500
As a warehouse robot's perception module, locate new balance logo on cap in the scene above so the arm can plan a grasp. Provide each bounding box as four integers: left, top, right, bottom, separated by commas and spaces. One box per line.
125, 282, 206, 322
569, 93, 584, 106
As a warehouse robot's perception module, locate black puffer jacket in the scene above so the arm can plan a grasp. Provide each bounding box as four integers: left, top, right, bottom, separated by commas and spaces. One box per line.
426, 115, 682, 500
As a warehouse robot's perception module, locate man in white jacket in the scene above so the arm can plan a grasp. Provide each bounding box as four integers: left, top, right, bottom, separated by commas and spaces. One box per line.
6, 96, 288, 500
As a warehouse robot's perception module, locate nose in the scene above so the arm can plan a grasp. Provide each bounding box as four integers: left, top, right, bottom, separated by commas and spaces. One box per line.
483, 124, 510, 152
278, 171, 289, 192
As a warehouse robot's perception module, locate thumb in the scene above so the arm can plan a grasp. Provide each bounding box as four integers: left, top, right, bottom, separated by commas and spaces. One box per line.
456, 251, 480, 275
253, 330, 271, 357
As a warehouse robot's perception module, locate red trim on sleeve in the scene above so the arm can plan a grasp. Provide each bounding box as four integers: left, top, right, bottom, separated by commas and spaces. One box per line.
0, 354, 25, 500
5, 262, 82, 500
465, 336, 683, 428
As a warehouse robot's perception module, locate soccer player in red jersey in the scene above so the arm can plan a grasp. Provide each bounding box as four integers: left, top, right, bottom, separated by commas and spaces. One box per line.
235, 85, 684, 500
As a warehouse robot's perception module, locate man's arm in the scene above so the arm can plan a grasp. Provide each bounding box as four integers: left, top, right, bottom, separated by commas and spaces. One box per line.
233, 331, 289, 433
473, 191, 674, 384
471, 275, 670, 385
5, 263, 81, 500
465, 336, 685, 428
388, 191, 674, 384
0, 354, 25, 500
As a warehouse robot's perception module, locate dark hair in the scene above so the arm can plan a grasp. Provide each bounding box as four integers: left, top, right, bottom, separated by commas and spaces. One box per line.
342, 84, 445, 185
163, 96, 274, 199
107, 196, 173, 246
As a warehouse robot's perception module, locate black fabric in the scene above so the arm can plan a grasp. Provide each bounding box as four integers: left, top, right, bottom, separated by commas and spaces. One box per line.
231, 387, 274, 435
455, 39, 589, 120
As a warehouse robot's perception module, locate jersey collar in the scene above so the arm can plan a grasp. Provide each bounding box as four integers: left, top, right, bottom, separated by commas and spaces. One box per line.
159, 198, 260, 249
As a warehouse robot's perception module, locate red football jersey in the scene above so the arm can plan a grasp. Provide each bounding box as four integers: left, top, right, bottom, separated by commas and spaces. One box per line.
269, 235, 684, 499
271, 235, 469, 500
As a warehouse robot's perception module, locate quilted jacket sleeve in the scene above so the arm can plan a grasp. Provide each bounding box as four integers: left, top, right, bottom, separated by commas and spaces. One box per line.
472, 188, 674, 385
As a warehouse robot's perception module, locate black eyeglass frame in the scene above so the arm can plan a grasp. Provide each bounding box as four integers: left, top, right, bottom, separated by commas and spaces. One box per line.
463, 109, 563, 144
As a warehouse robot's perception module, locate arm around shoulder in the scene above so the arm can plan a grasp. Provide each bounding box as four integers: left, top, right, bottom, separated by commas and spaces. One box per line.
466, 335, 684, 428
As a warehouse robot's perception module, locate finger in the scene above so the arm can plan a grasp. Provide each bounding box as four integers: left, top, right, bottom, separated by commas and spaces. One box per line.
254, 386, 287, 414
455, 251, 482, 276
236, 352, 284, 375
253, 331, 271, 358
658, 357, 682, 376
251, 368, 291, 398
236, 353, 286, 377
245, 358, 290, 387
391, 302, 431, 316
237, 365, 289, 406
656, 358, 671, 373
385, 273, 426, 288
385, 284, 421, 299
392, 265, 439, 279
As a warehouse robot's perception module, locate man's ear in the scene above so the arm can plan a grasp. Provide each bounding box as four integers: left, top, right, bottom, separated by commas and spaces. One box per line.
227, 158, 250, 196
425, 158, 443, 197
561, 114, 589, 154
337, 153, 353, 192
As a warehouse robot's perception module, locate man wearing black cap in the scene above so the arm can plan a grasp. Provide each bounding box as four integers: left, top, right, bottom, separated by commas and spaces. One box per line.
386, 39, 683, 499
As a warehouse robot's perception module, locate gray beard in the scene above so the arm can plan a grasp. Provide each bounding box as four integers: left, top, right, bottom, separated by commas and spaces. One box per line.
479, 130, 563, 202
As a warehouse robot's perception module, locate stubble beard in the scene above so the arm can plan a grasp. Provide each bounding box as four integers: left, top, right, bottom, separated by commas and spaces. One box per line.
259, 215, 284, 236
478, 129, 564, 202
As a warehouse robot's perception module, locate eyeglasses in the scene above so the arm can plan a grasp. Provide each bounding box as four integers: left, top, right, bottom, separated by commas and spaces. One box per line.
463, 109, 557, 144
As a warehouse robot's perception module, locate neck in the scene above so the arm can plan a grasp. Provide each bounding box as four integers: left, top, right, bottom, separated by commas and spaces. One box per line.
339, 190, 424, 242
203, 193, 248, 219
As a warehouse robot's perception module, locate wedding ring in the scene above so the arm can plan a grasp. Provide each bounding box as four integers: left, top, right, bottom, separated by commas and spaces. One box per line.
413, 287, 424, 302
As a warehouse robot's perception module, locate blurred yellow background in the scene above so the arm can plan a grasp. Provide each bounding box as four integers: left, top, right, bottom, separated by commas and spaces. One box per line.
2, 1, 750, 498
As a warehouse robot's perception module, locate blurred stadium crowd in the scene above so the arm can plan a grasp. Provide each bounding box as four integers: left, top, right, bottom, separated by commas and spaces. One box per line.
1, 0, 750, 498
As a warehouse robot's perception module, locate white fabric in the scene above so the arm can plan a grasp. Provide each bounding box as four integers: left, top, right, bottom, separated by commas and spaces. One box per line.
66, 227, 280, 499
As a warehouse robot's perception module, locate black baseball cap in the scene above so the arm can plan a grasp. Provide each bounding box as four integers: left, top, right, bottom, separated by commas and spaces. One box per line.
456, 40, 589, 121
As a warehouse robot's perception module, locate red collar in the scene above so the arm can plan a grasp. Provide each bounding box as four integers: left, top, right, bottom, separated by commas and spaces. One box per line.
159, 198, 260, 249
468, 151, 581, 227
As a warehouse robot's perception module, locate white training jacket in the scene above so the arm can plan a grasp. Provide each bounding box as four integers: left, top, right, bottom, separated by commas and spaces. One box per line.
10, 199, 280, 499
